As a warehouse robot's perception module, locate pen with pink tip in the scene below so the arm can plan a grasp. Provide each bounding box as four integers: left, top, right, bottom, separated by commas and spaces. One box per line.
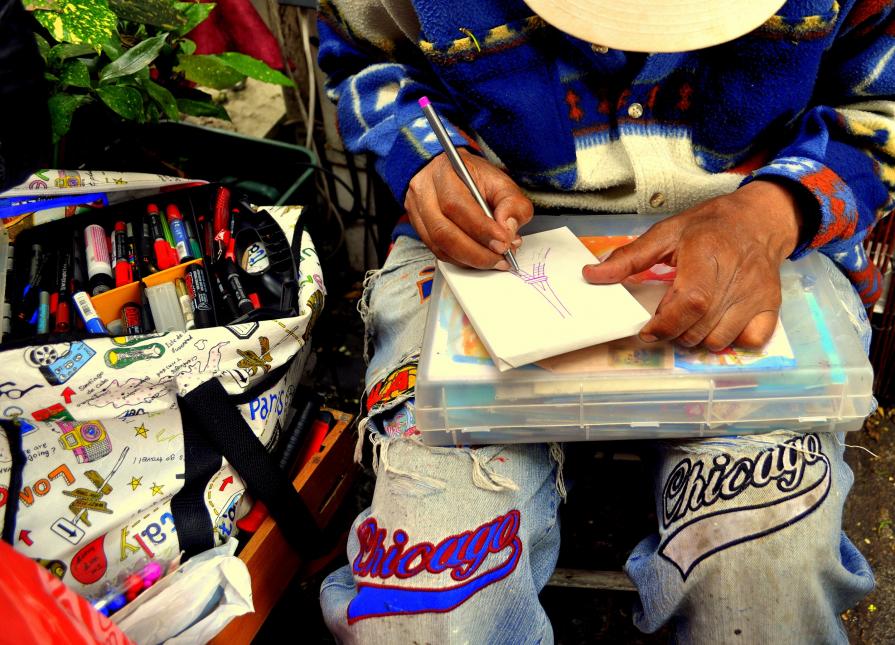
417, 96, 521, 273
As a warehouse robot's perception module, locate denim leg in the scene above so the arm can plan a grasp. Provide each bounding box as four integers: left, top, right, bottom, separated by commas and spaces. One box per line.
320, 436, 562, 644
322, 236, 562, 643
626, 431, 875, 644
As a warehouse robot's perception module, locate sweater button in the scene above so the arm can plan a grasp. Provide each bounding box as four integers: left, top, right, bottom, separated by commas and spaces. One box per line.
649, 192, 666, 208
591, 44, 609, 54
627, 102, 644, 119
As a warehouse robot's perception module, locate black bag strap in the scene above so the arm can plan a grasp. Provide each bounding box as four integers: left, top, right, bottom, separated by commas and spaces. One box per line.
170, 403, 222, 559
179, 378, 331, 559
0, 418, 26, 544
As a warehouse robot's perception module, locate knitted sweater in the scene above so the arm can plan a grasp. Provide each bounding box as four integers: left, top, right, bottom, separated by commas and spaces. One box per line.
317, 0, 895, 306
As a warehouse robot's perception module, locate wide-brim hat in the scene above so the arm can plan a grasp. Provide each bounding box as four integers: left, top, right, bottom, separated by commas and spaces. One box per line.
522, 0, 787, 52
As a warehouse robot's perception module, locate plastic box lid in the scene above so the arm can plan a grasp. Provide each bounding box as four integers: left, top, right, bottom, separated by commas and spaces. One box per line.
416, 215, 875, 446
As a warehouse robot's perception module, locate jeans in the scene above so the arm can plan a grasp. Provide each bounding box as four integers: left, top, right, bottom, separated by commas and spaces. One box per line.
321, 235, 875, 644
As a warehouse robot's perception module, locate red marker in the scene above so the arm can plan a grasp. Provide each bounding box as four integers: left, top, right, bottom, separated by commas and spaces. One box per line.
213, 187, 231, 261
112, 221, 133, 287
147, 204, 177, 270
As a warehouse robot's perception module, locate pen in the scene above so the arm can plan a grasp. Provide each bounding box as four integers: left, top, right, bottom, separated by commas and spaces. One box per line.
417, 96, 521, 272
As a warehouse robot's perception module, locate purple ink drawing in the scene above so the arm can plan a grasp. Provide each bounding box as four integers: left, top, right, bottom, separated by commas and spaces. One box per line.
513, 248, 571, 318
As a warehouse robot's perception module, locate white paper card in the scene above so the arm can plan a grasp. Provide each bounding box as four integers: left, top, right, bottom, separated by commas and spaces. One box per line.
438, 226, 651, 371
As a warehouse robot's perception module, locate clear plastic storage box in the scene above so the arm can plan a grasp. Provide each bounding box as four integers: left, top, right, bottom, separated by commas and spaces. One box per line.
416, 215, 875, 446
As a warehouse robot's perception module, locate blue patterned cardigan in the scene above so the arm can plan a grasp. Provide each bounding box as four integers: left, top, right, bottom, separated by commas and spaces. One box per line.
318, 0, 895, 306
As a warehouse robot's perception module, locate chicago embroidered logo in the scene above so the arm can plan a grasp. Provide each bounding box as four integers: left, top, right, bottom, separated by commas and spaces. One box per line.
659, 433, 830, 579
347, 510, 522, 623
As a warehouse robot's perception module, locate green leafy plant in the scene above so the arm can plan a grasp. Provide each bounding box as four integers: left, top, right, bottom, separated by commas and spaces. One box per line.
25, 0, 295, 144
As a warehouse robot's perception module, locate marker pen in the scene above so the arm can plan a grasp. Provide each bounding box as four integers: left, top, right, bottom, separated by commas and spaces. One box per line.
139, 216, 158, 275
223, 259, 254, 314
139, 281, 155, 333
175, 278, 195, 330
159, 211, 175, 248
213, 187, 231, 261
185, 264, 214, 328
73, 291, 109, 334
84, 224, 114, 295
125, 222, 141, 281
184, 218, 203, 260
37, 291, 50, 334
166, 204, 194, 263
54, 249, 71, 333
120, 302, 144, 335
111, 221, 133, 287
213, 270, 240, 320
147, 205, 177, 270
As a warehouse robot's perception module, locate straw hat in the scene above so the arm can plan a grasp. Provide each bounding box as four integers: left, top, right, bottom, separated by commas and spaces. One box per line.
522, 0, 787, 52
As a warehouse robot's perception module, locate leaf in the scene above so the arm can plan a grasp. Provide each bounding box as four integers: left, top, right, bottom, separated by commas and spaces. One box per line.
32, 0, 117, 46
174, 54, 244, 89
48, 93, 90, 143
50, 43, 97, 61
60, 59, 92, 88
176, 97, 230, 120
96, 85, 145, 121
99, 32, 168, 82
141, 79, 180, 120
108, 0, 188, 30
23, 0, 59, 10
99, 35, 123, 60
34, 34, 51, 63
214, 52, 294, 87
173, 2, 216, 35
178, 37, 197, 56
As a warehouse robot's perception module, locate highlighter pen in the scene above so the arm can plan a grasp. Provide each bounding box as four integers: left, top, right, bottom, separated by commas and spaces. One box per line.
418, 96, 520, 272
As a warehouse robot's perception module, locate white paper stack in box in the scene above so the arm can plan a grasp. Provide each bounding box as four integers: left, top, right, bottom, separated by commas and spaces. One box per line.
416, 215, 875, 446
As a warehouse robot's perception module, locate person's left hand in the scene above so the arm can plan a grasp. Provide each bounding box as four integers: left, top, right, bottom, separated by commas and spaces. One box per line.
582, 180, 806, 351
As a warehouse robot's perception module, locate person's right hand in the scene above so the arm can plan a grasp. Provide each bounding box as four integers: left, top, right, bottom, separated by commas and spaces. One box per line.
405, 149, 533, 269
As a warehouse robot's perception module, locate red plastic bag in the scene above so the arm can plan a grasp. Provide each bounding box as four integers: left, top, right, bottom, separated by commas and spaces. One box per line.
0, 540, 133, 645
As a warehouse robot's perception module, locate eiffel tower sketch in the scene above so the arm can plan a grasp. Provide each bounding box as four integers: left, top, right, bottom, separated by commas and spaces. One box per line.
513, 248, 572, 318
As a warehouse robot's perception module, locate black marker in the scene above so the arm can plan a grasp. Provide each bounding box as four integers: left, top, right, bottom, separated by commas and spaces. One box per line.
213, 270, 240, 320
185, 264, 214, 328
139, 281, 155, 333
223, 259, 254, 314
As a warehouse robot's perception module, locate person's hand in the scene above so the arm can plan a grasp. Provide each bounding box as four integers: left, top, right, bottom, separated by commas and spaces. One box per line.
583, 180, 805, 351
405, 149, 533, 269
